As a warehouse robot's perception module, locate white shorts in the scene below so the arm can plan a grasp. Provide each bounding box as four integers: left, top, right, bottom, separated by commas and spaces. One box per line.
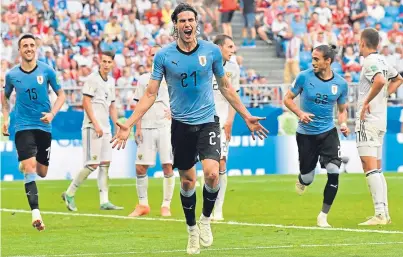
220, 128, 229, 159
136, 127, 173, 166
82, 128, 112, 165
356, 123, 385, 159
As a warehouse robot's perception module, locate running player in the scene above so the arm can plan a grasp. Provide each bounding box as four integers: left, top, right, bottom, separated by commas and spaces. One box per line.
284, 44, 349, 228
111, 3, 268, 255
62, 51, 123, 211
211, 34, 240, 221
356, 28, 403, 225
2, 33, 66, 231
128, 45, 175, 217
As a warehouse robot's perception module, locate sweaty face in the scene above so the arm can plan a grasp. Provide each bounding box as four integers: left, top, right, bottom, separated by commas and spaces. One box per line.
19, 38, 36, 62
176, 11, 197, 43
100, 55, 114, 74
220, 38, 236, 62
311, 49, 329, 74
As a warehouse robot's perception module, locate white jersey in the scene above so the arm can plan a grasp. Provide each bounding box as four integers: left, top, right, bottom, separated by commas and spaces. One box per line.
133, 73, 170, 128
356, 53, 398, 131
212, 59, 241, 125
82, 71, 116, 133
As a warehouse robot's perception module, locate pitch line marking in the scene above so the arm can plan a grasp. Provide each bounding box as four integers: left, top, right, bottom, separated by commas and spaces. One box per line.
1, 208, 403, 235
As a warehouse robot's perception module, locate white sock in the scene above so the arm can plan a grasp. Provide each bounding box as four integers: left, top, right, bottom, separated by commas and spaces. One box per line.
32, 209, 41, 220
379, 171, 389, 219
318, 211, 327, 218
214, 171, 227, 214
136, 174, 148, 206
98, 165, 109, 205
66, 166, 95, 196
162, 174, 175, 208
365, 169, 385, 216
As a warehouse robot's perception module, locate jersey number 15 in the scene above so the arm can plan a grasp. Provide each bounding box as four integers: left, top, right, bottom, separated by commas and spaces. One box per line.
25, 88, 38, 100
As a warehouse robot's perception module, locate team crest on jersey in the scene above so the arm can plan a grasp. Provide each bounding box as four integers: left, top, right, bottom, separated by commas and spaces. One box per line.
37, 75, 44, 85
226, 72, 232, 78
138, 154, 143, 160
199, 56, 207, 67
331, 84, 338, 95
92, 155, 98, 160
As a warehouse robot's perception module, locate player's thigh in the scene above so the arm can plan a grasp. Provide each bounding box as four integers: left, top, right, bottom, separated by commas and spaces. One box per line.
82, 128, 102, 165
296, 132, 320, 174
100, 133, 112, 162
34, 130, 52, 166
171, 119, 199, 171
220, 127, 229, 160
318, 128, 342, 169
15, 130, 37, 162
377, 131, 385, 161
157, 126, 173, 165
197, 116, 221, 164
136, 128, 157, 166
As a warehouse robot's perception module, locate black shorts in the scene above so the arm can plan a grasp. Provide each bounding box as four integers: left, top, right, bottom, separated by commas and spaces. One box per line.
15, 129, 52, 166
221, 11, 234, 23
171, 116, 221, 170
296, 127, 341, 174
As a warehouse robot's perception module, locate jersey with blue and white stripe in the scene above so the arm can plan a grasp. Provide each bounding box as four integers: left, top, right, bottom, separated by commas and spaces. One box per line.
4, 61, 61, 133
290, 68, 348, 135
151, 40, 225, 125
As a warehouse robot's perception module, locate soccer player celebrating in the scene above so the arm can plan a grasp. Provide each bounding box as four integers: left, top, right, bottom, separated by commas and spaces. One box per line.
210, 34, 241, 221
62, 51, 123, 212
2, 33, 66, 231
356, 28, 403, 225
284, 45, 349, 228
129, 45, 175, 217
111, 3, 268, 254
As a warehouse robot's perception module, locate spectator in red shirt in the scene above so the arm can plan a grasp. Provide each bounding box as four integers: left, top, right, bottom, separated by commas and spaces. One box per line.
5, 3, 22, 26
332, 0, 349, 28
219, 0, 238, 37
145, 3, 162, 26
387, 22, 403, 39
306, 12, 325, 32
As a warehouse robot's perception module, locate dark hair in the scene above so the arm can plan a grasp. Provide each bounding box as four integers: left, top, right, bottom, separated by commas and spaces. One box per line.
361, 28, 380, 50
171, 3, 198, 23
213, 34, 233, 46
18, 33, 36, 48
101, 50, 115, 60
313, 44, 337, 63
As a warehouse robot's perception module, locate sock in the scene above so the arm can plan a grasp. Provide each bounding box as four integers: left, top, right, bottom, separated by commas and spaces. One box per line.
379, 171, 389, 218
136, 174, 148, 206
98, 164, 109, 205
66, 165, 95, 196
214, 171, 227, 214
322, 173, 339, 214
202, 183, 220, 218
162, 174, 175, 208
180, 187, 196, 226
24, 173, 39, 210
366, 169, 385, 216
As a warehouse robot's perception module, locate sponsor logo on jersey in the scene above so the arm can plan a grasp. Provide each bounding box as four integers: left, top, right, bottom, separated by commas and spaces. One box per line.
370, 65, 378, 72
199, 56, 207, 67
37, 75, 44, 85
331, 84, 338, 95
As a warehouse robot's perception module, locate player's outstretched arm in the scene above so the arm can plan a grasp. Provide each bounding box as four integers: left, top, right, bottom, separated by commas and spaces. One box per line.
284, 89, 314, 124
387, 74, 403, 96
216, 75, 268, 140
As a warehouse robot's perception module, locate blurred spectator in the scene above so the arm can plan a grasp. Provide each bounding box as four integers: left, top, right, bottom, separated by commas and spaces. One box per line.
43, 50, 56, 69
271, 12, 289, 57
1, 35, 13, 63
307, 12, 325, 32
145, 3, 162, 25
5, 3, 23, 26
367, 0, 385, 21
59, 12, 86, 43
381, 45, 398, 69
219, 0, 238, 37
375, 23, 389, 47
342, 45, 361, 72
104, 16, 123, 42
241, 0, 257, 48
86, 13, 103, 42
350, 0, 367, 26
315, 0, 333, 27
332, 0, 349, 28
38, 0, 55, 23
283, 33, 301, 84
83, 0, 100, 18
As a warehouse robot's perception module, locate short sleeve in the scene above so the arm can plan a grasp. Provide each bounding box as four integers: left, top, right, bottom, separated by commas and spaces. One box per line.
387, 65, 398, 81
212, 45, 225, 78
47, 67, 61, 92
151, 49, 165, 81
290, 73, 305, 96
337, 81, 349, 105
364, 59, 382, 83
4, 72, 14, 99
232, 65, 241, 92
82, 76, 96, 97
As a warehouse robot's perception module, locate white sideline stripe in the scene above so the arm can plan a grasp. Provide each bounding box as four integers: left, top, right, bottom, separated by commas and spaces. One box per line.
2, 208, 403, 235
7, 242, 403, 257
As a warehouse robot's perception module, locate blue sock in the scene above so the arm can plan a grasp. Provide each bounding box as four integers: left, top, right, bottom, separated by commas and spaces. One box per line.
24, 173, 37, 184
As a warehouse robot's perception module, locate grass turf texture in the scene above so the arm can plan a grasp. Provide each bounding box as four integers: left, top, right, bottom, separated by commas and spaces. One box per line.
1, 174, 403, 257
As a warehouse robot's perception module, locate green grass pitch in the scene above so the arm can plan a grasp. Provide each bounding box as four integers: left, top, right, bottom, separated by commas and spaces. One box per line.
1, 174, 403, 257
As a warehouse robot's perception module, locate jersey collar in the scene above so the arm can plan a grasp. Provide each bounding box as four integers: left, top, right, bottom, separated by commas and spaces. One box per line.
368, 52, 378, 56
19, 64, 38, 74
98, 71, 108, 82
314, 70, 334, 82
176, 42, 200, 56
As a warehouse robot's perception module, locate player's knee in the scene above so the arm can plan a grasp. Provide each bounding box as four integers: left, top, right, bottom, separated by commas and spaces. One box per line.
299, 170, 315, 186
136, 165, 148, 176
23, 159, 37, 173
326, 163, 340, 174
181, 177, 196, 190
88, 164, 99, 170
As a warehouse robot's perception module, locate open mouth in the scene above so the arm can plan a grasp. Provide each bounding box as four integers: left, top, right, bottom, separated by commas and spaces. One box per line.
184, 29, 192, 38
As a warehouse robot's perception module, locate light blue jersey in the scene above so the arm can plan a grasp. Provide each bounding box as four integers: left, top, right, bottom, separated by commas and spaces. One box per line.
151, 40, 225, 125
290, 69, 348, 135
4, 61, 61, 133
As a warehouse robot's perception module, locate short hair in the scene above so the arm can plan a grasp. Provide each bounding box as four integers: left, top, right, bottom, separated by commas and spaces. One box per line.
18, 34, 36, 48
171, 3, 198, 23
213, 34, 233, 46
313, 44, 337, 63
101, 50, 115, 60
361, 28, 380, 50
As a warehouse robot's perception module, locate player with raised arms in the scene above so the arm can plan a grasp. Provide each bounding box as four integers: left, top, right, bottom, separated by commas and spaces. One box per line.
284, 44, 349, 228
111, 3, 268, 254
356, 28, 403, 225
2, 33, 66, 231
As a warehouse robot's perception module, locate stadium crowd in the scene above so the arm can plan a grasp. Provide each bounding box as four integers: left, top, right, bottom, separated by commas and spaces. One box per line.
1, 0, 403, 113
